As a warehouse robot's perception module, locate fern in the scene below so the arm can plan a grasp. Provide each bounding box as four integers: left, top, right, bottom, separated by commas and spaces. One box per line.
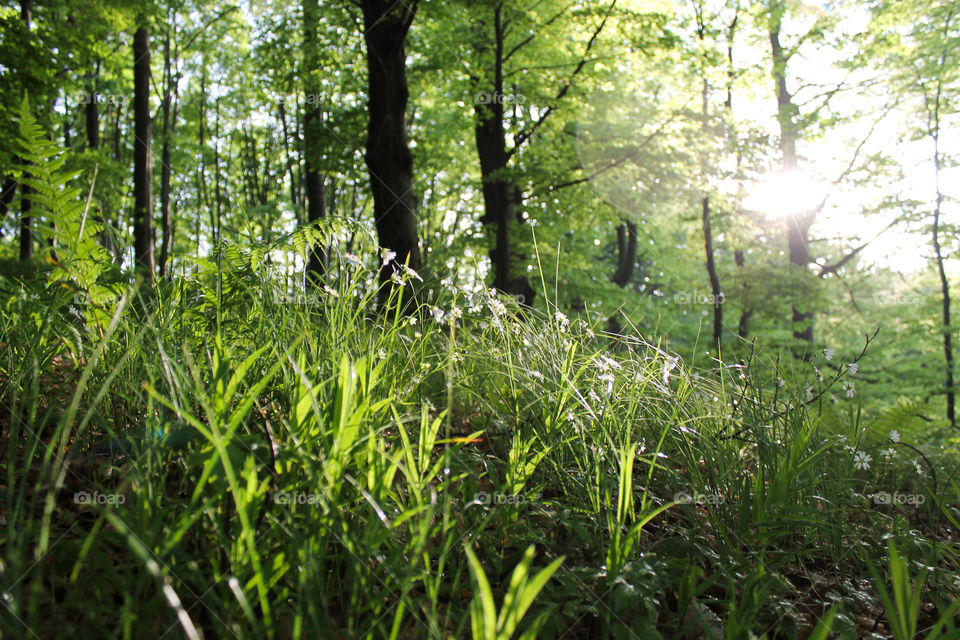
13, 96, 116, 328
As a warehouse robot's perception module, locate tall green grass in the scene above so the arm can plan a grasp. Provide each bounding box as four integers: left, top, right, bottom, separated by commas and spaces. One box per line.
1, 249, 959, 639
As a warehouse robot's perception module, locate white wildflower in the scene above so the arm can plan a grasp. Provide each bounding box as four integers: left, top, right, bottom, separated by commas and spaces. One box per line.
391, 271, 404, 285
408, 315, 418, 326
778, 378, 785, 388
881, 448, 897, 460
599, 372, 616, 395
824, 348, 835, 361
431, 307, 445, 323
853, 451, 872, 471
530, 370, 545, 382
847, 363, 859, 375
595, 355, 622, 372
381, 249, 397, 266
662, 356, 679, 385
889, 430, 900, 443
402, 264, 423, 281
555, 310, 569, 332
843, 382, 855, 398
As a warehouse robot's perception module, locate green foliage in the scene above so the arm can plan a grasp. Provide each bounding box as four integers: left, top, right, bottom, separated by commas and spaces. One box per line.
12, 97, 117, 328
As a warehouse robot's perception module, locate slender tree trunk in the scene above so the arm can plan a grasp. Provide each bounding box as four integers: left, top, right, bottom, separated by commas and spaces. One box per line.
703, 196, 723, 345
735, 249, 753, 338
693, 7, 723, 347
213, 98, 222, 246
611, 221, 637, 287
1, 177, 16, 237
18, 0, 32, 261
931, 92, 954, 426
19, 182, 32, 261
196, 71, 210, 256
303, 0, 327, 284
133, 21, 155, 281
473, 5, 534, 306
361, 0, 422, 306
158, 16, 179, 278
85, 71, 100, 150
769, 4, 812, 344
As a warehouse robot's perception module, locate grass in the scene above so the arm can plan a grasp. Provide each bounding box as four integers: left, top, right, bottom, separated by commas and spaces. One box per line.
1, 249, 959, 639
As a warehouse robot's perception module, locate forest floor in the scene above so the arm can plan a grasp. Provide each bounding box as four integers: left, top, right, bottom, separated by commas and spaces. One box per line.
2, 269, 959, 639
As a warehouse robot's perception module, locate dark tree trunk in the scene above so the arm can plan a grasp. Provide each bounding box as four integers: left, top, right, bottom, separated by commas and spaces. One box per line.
304, 168, 326, 283
611, 221, 637, 287
85, 74, 100, 150
18, 0, 32, 261
702, 196, 723, 345
303, 0, 326, 284
473, 5, 534, 306
735, 249, 753, 339
769, 6, 812, 344
158, 17, 179, 278
19, 182, 32, 261
0, 178, 16, 235
213, 98, 223, 244
361, 0, 422, 305
133, 21, 155, 281
931, 110, 954, 426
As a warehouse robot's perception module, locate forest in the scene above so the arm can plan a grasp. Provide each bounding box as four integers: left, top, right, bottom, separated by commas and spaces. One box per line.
1, 0, 959, 637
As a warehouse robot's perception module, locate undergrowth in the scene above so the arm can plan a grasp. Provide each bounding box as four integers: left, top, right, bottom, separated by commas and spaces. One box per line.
1, 248, 959, 639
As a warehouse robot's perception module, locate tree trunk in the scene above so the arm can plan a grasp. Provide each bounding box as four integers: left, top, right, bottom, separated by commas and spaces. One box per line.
158, 16, 179, 278
769, 4, 812, 344
19, 182, 32, 261
85, 71, 100, 150
611, 221, 637, 287
702, 196, 723, 345
18, 0, 32, 261
473, 5, 534, 306
1, 177, 16, 236
931, 103, 954, 426
735, 249, 753, 339
133, 21, 155, 281
303, 0, 326, 285
361, 0, 422, 305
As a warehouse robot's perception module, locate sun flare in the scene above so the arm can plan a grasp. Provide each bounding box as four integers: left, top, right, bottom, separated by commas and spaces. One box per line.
743, 170, 827, 219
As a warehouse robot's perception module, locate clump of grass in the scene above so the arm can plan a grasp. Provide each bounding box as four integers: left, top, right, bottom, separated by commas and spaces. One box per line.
1, 244, 958, 639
